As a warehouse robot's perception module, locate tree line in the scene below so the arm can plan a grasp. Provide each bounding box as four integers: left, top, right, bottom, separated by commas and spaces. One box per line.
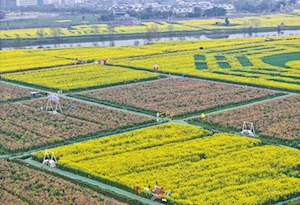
234, 0, 297, 13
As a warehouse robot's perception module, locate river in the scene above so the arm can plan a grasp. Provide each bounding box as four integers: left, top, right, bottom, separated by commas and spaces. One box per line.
2, 29, 300, 50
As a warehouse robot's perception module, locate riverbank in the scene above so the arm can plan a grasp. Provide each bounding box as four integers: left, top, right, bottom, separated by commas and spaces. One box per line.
1, 27, 300, 49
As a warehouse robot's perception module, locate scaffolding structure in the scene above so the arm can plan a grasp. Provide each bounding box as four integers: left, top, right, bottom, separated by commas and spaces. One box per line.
241, 121, 255, 137
46, 93, 63, 114
42, 150, 57, 168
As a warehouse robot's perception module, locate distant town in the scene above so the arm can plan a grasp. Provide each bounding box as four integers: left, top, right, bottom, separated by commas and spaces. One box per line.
1, 0, 300, 17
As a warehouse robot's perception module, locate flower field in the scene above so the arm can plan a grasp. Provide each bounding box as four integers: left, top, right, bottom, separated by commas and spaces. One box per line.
0, 189, 26, 205
34, 123, 300, 205
0, 160, 124, 205
33, 37, 266, 61
37, 46, 162, 61
0, 49, 74, 73
0, 98, 153, 153
2, 64, 160, 91
178, 13, 300, 29
75, 78, 281, 117
0, 25, 107, 39
111, 36, 300, 91
1, 13, 300, 39
1, 29, 300, 205
190, 94, 300, 141
0, 82, 34, 103
0, 44, 166, 74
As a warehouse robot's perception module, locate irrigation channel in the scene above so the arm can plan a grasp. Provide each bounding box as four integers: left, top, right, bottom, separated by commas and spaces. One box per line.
2, 29, 300, 50
0, 69, 299, 205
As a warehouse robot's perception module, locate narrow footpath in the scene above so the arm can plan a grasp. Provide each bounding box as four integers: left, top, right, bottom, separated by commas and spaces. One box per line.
181, 93, 295, 122
1, 68, 299, 205
24, 158, 162, 205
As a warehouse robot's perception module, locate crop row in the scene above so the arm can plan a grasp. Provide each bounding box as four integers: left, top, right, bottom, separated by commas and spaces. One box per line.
75, 78, 281, 118
0, 98, 153, 153
111, 37, 300, 91
190, 94, 300, 141
1, 13, 300, 39
0, 82, 34, 103
34, 123, 300, 205
0, 50, 74, 73
0, 160, 124, 205
2, 64, 160, 91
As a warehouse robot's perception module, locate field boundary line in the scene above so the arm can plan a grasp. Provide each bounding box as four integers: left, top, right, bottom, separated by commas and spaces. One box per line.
111, 64, 299, 94
64, 95, 155, 117
182, 93, 295, 121
0, 62, 79, 75
24, 158, 162, 205
274, 196, 300, 205
0, 121, 168, 160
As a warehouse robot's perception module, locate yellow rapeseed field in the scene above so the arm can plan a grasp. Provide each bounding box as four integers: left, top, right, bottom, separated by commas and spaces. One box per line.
112, 36, 300, 91
1, 36, 299, 91
2, 64, 160, 91
0, 49, 74, 73
1, 13, 299, 39
34, 123, 300, 205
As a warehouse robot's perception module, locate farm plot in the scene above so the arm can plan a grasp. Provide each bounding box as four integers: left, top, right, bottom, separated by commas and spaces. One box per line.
189, 94, 300, 141
1, 13, 300, 39
74, 78, 282, 117
0, 98, 153, 153
38, 44, 164, 61
1, 38, 247, 65
111, 37, 300, 92
2, 64, 160, 92
34, 123, 300, 205
0, 82, 34, 103
0, 49, 74, 73
0, 161, 124, 205
0, 189, 26, 205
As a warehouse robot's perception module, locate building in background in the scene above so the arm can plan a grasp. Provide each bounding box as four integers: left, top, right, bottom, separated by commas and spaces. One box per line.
0, 0, 6, 8
1, 0, 17, 8
42, 0, 52, 4
63, 0, 82, 6
16, 0, 38, 6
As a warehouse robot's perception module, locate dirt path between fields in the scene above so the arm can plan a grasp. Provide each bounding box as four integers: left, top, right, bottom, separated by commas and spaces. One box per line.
0, 71, 299, 205
180, 93, 296, 122
24, 158, 163, 205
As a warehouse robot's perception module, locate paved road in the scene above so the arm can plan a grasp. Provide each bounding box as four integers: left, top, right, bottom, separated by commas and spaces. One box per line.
24, 158, 162, 205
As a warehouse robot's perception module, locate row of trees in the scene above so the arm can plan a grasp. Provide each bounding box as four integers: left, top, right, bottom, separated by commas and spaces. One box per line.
0, 10, 5, 19
241, 18, 284, 35
127, 6, 227, 20
7, 5, 104, 14
12, 26, 64, 49
100, 7, 227, 22
242, 18, 262, 35
5, 5, 226, 21
234, 0, 297, 13
7, 17, 258, 49
11, 23, 163, 49
34, 24, 116, 47
36, 26, 62, 40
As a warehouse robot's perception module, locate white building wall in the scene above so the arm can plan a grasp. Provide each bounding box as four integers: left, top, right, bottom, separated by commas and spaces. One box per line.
43, 0, 53, 4
16, 0, 38, 6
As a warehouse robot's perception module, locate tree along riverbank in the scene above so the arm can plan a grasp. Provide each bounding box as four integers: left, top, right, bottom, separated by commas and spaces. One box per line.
1, 26, 300, 49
